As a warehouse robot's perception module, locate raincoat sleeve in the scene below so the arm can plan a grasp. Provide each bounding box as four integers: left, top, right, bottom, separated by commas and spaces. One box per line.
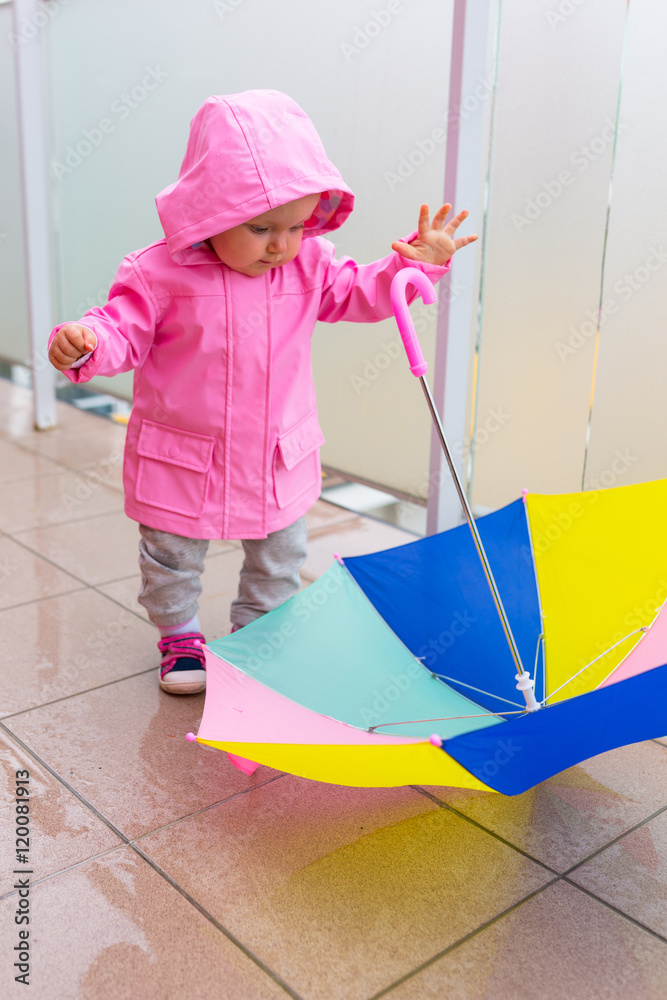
48, 256, 160, 384
316, 231, 451, 324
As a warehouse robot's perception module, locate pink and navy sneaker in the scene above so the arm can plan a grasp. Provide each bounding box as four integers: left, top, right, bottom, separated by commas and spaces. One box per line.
157, 632, 206, 694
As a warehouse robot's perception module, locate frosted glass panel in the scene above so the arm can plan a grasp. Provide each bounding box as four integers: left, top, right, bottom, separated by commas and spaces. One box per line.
47, 0, 453, 500
583, 0, 667, 490
469, 0, 628, 511
0, 4, 30, 365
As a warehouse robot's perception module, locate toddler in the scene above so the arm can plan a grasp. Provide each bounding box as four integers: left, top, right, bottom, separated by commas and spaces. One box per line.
49, 90, 477, 695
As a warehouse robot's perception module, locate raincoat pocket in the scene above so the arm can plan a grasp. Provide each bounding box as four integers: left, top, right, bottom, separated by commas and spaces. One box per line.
135, 420, 215, 518
273, 411, 325, 510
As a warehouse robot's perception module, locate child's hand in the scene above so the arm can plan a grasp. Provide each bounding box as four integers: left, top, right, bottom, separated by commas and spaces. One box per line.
49, 324, 97, 371
392, 203, 478, 267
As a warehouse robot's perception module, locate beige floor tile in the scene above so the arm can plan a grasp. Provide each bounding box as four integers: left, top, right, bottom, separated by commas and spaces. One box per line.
137, 778, 551, 1000
302, 514, 414, 580
305, 498, 358, 535
424, 741, 667, 872
70, 452, 125, 494
0, 468, 124, 534
0, 439, 63, 483
383, 880, 667, 1000
569, 808, 667, 937
0, 845, 292, 1000
7, 672, 281, 840
12, 415, 127, 470
97, 574, 150, 621
0, 536, 82, 611
0, 730, 121, 894
0, 589, 156, 716
16, 511, 143, 585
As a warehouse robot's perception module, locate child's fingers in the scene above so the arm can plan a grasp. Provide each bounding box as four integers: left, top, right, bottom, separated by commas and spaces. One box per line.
417, 203, 431, 236
454, 233, 478, 249
49, 325, 96, 370
431, 204, 452, 230
49, 341, 77, 370
444, 208, 470, 235
67, 324, 96, 354
392, 240, 422, 260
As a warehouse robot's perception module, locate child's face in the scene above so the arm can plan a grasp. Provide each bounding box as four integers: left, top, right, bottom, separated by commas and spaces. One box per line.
208, 193, 320, 277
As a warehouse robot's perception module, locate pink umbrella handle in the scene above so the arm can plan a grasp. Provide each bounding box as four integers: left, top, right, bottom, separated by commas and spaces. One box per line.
390, 268, 437, 378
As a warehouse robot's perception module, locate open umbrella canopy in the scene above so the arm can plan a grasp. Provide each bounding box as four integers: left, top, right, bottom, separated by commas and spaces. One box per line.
191, 478, 667, 795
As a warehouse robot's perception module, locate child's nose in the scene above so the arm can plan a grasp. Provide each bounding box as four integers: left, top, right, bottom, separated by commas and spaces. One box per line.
267, 232, 287, 255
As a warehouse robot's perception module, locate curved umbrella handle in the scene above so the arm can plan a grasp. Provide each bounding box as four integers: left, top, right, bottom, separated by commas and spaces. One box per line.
390, 268, 437, 378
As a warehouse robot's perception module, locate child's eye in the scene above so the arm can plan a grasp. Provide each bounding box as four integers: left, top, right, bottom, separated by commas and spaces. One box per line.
249, 225, 268, 234
290, 223, 305, 231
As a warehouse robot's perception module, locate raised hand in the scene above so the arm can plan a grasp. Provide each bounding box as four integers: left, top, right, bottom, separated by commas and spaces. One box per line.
48, 324, 97, 371
392, 203, 478, 267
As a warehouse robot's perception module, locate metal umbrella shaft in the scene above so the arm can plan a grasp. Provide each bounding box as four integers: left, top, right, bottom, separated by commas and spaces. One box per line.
419, 374, 526, 679
390, 266, 538, 711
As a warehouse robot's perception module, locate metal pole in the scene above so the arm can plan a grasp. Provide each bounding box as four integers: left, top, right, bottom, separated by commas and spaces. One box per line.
428, 0, 497, 533
13, 0, 57, 429
420, 374, 527, 678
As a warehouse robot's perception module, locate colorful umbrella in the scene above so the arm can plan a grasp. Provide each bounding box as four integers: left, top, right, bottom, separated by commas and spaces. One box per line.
187, 271, 667, 794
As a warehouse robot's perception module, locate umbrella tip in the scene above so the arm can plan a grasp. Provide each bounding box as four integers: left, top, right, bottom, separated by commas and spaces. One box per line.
429, 733, 443, 748
185, 732, 197, 742
521, 488, 528, 503
333, 552, 344, 565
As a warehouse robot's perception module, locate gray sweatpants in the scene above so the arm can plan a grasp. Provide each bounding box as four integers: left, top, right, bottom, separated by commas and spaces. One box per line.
137, 517, 308, 629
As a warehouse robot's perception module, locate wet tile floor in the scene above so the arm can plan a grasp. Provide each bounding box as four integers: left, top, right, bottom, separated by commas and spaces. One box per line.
1, 377, 666, 999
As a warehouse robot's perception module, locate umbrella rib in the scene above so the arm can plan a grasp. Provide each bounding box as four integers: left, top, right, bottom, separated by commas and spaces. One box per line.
430, 672, 524, 709
368, 710, 525, 732
534, 633, 545, 706
543, 627, 646, 703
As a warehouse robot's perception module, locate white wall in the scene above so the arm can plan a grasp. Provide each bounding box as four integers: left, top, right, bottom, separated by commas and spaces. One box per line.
6, 0, 666, 507
468, 0, 629, 510
44, 0, 452, 496
581, 0, 667, 491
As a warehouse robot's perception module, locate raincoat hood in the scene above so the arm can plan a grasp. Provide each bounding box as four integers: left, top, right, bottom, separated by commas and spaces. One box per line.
156, 90, 355, 258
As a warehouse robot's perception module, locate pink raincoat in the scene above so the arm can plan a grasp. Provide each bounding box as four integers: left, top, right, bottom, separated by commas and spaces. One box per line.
52, 91, 450, 539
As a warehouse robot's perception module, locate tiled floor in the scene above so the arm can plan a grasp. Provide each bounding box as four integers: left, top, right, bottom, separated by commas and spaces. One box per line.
1, 376, 667, 999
